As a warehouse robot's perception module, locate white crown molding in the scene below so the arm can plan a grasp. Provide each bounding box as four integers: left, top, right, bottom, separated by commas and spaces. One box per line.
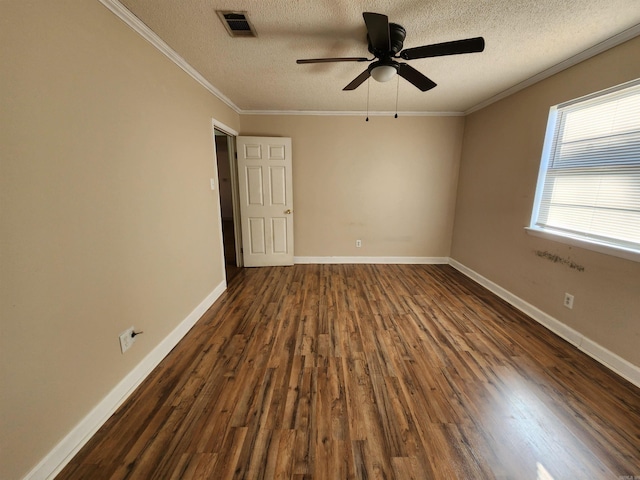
465, 23, 640, 115
98, 1, 640, 119
99, 0, 458, 118
24, 281, 227, 480
97, 0, 241, 114
449, 258, 640, 389
240, 110, 464, 117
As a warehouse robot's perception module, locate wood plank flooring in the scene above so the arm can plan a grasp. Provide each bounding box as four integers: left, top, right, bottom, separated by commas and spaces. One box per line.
56, 264, 640, 479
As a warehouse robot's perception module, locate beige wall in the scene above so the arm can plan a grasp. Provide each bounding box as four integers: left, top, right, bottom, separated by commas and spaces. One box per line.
451, 36, 640, 368
3, 1, 639, 478
240, 115, 465, 258
0, 2, 239, 478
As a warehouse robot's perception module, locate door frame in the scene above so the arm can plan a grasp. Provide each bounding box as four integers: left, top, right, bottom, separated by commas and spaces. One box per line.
212, 119, 243, 269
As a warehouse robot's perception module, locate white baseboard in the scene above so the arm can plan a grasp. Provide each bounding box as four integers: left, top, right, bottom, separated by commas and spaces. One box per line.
448, 258, 640, 389
25, 258, 640, 479
26, 281, 227, 480
294, 256, 449, 264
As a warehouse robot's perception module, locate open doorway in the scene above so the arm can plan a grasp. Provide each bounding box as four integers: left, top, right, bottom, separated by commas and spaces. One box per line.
214, 128, 242, 282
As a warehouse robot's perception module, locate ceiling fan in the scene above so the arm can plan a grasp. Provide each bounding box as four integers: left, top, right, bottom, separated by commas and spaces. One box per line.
297, 12, 485, 92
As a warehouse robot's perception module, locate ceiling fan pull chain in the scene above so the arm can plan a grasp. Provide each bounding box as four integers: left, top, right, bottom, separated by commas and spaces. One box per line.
366, 78, 370, 122
395, 75, 399, 118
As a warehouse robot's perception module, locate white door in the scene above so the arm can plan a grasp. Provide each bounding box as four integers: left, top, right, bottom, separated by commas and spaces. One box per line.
236, 136, 294, 267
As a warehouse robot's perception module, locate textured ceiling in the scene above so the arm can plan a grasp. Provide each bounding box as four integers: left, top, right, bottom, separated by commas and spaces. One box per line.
117, 0, 640, 113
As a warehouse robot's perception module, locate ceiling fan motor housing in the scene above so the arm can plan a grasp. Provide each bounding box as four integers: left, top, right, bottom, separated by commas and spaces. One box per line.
368, 23, 406, 57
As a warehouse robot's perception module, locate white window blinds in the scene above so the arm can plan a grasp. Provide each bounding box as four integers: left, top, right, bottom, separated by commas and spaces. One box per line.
531, 79, 640, 253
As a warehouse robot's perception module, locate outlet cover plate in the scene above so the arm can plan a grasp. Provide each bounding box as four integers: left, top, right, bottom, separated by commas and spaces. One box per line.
563, 293, 574, 309
119, 327, 135, 353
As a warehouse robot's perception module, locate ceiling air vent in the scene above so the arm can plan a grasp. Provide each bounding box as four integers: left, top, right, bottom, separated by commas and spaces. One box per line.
217, 11, 257, 37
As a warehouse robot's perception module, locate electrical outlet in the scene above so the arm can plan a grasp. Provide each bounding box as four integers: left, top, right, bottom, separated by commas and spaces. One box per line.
356, 239, 362, 248
563, 293, 574, 309
119, 327, 136, 353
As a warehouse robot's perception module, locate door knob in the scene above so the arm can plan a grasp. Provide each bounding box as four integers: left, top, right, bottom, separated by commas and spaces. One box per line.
284, 209, 292, 214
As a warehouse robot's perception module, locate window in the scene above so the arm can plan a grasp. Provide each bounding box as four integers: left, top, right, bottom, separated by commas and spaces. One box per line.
528, 79, 640, 261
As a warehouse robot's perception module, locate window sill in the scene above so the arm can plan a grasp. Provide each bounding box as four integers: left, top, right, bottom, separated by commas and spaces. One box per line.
525, 227, 640, 263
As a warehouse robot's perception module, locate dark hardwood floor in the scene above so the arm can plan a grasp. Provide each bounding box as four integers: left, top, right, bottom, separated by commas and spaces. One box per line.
56, 264, 640, 479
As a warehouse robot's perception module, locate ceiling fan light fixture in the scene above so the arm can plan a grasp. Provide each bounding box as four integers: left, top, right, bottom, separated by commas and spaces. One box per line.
371, 64, 397, 82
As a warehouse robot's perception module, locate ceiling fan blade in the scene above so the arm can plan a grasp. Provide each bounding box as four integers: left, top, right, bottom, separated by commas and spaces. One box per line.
363, 12, 390, 53
397, 64, 437, 92
297, 57, 369, 64
343, 69, 371, 91
400, 37, 485, 60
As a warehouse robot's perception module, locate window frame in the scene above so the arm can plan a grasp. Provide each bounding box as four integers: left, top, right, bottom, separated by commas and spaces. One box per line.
526, 79, 640, 263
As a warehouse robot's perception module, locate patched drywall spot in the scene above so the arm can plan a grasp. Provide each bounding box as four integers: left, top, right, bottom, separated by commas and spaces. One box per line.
534, 250, 585, 272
